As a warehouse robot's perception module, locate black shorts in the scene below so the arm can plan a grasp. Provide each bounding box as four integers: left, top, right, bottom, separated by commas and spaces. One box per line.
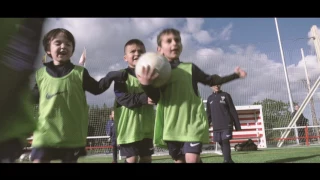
120, 138, 154, 158
30, 147, 87, 162
0, 138, 23, 163
213, 129, 233, 142
165, 141, 202, 161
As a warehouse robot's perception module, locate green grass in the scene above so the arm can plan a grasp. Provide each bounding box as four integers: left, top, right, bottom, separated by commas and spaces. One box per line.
75, 146, 320, 163
18, 146, 320, 163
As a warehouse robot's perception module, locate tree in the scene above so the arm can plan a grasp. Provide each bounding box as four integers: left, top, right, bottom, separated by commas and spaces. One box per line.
253, 98, 298, 142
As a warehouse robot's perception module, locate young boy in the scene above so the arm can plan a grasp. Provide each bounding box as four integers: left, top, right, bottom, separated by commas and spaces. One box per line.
206, 84, 241, 163
137, 28, 247, 163
113, 39, 155, 163
0, 18, 45, 163
30, 28, 126, 163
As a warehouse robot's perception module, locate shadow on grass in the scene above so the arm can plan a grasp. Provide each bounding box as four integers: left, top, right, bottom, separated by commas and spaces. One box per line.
265, 155, 320, 163
152, 152, 227, 161
232, 150, 265, 155
152, 149, 276, 161
152, 156, 173, 161
200, 155, 220, 160
200, 150, 265, 158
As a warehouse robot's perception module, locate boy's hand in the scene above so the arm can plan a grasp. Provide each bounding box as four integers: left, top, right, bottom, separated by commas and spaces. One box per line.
148, 97, 155, 105
137, 65, 159, 85
234, 66, 247, 78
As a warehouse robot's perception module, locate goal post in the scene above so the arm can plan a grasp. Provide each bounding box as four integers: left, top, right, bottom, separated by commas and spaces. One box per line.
277, 25, 320, 147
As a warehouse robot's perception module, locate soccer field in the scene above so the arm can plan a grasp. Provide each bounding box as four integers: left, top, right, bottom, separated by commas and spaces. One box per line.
74, 146, 320, 163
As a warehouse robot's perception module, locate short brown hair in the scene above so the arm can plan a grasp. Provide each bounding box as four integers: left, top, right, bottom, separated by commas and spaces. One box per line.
42, 28, 75, 58
124, 39, 145, 53
157, 28, 181, 47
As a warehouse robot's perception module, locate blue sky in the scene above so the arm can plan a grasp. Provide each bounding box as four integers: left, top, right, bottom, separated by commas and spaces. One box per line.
35, 18, 320, 126
204, 18, 318, 61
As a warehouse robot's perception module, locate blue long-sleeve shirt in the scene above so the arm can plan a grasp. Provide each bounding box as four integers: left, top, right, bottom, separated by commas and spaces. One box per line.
106, 120, 116, 144
106, 120, 113, 136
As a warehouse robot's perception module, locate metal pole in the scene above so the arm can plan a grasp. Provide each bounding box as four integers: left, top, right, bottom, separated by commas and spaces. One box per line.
301, 48, 311, 91
277, 74, 320, 147
301, 48, 320, 143
311, 25, 320, 64
275, 18, 294, 112
274, 18, 299, 144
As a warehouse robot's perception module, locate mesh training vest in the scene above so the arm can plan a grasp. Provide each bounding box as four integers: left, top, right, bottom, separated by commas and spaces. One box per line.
32, 65, 89, 148
114, 72, 155, 145
154, 63, 210, 148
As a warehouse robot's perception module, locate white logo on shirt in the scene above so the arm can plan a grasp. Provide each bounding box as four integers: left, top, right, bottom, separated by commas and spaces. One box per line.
220, 96, 226, 104
74, 151, 80, 156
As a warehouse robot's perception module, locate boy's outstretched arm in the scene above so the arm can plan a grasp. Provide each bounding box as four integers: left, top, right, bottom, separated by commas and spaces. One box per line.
193, 64, 246, 86
83, 69, 127, 95
114, 80, 151, 108
140, 85, 160, 104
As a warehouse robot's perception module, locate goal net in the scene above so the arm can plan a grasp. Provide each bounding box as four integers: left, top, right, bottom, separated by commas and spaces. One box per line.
22, 26, 320, 161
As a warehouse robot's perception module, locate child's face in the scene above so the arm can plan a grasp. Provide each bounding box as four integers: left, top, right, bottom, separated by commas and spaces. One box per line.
47, 32, 74, 65
211, 85, 221, 92
124, 44, 146, 68
110, 111, 114, 120
157, 33, 182, 62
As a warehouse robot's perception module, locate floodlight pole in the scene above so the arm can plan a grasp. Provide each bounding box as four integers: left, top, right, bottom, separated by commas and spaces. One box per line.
274, 17, 299, 144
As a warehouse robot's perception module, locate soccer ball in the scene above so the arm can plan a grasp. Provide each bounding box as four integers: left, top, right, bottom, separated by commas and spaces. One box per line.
135, 52, 171, 88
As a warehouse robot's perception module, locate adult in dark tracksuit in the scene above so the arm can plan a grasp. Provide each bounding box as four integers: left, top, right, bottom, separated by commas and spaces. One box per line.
107, 110, 118, 163
206, 84, 241, 163
291, 104, 308, 143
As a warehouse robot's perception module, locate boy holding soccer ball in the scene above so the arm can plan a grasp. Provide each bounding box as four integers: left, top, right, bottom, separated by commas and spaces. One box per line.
113, 39, 155, 163
137, 28, 247, 163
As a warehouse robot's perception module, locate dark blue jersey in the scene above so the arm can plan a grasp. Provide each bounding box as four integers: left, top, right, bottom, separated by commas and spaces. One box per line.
206, 90, 241, 132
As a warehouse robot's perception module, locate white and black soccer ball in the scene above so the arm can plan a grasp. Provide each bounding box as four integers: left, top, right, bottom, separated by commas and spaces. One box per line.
135, 52, 171, 88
